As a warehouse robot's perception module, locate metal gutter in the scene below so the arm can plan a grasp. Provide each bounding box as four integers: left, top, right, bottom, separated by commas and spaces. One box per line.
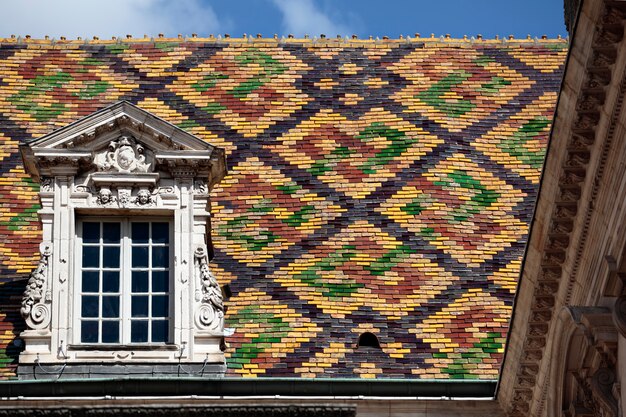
0, 378, 496, 399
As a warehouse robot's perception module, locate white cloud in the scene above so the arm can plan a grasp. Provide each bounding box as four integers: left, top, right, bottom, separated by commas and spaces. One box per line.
271, 0, 355, 37
0, 0, 222, 39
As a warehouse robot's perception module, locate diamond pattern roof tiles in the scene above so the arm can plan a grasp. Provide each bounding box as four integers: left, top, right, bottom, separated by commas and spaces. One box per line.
0, 39, 567, 380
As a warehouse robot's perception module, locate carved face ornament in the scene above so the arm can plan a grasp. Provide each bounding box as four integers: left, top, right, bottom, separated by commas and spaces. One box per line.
98, 187, 112, 204
117, 145, 136, 171
136, 189, 152, 205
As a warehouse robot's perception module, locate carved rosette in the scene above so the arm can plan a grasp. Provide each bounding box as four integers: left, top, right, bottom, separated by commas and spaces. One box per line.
193, 246, 224, 331
21, 242, 52, 330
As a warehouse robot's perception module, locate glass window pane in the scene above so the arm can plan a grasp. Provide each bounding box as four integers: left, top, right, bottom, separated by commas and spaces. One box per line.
132, 296, 149, 317
82, 246, 99, 268
102, 296, 119, 318
102, 321, 119, 343
152, 295, 168, 317
103, 246, 120, 268
81, 321, 99, 343
102, 223, 121, 243
82, 271, 99, 293
131, 320, 148, 343
152, 320, 168, 343
102, 271, 119, 293
132, 223, 149, 243
81, 296, 99, 318
152, 270, 168, 293
132, 246, 149, 268
152, 247, 169, 268
132, 271, 149, 293
82, 222, 100, 243
152, 223, 169, 244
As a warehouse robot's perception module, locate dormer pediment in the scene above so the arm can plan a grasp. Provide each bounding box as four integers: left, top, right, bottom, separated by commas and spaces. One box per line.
20, 101, 226, 189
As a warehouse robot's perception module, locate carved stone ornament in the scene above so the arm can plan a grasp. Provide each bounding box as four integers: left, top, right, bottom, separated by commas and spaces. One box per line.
577, 94, 601, 111
21, 242, 52, 330
134, 188, 155, 206
96, 186, 115, 206
550, 219, 574, 234
573, 367, 619, 417
40, 177, 53, 193
590, 367, 619, 417
194, 246, 224, 331
602, 7, 625, 26
93, 135, 152, 173
118, 189, 132, 208
592, 51, 614, 67
194, 180, 209, 195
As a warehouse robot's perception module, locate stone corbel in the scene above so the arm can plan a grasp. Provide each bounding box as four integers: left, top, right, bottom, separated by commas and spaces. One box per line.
20, 242, 53, 330
193, 246, 224, 332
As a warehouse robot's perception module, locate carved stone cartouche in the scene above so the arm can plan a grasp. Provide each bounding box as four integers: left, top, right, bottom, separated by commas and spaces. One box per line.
93, 135, 152, 174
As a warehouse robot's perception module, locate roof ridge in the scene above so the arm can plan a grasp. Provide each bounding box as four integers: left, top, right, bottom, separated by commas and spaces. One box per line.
0, 34, 568, 46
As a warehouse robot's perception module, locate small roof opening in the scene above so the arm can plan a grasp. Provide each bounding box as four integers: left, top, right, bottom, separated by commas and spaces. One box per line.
357, 332, 381, 349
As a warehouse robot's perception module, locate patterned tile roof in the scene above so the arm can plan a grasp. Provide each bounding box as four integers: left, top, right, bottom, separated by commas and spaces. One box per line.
0, 38, 567, 379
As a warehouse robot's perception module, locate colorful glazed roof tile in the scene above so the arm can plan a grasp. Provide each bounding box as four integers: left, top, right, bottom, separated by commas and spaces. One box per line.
0, 37, 567, 379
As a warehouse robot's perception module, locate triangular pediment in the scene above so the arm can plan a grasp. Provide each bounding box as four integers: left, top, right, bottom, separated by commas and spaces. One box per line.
20, 101, 226, 188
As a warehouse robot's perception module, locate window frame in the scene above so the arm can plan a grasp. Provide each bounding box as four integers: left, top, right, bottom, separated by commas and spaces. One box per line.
73, 216, 174, 347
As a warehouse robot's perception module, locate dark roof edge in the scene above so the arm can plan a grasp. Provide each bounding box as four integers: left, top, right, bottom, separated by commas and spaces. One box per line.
0, 378, 496, 399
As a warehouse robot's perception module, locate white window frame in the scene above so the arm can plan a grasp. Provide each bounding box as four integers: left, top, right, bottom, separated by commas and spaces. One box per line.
74, 217, 174, 346
18, 102, 227, 370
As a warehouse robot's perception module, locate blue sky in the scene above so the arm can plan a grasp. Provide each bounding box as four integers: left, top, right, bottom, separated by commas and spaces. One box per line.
1, 0, 567, 40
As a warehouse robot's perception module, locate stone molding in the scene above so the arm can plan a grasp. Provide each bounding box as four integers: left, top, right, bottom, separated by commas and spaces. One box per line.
505, 1, 626, 415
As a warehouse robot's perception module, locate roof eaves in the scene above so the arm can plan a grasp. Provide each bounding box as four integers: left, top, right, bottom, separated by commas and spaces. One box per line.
0, 377, 497, 399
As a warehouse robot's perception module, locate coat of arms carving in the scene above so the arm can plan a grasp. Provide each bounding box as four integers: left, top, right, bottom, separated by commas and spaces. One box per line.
94, 135, 152, 173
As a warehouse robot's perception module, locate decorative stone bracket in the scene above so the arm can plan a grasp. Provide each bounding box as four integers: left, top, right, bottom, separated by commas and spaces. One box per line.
194, 246, 224, 332
20, 242, 52, 330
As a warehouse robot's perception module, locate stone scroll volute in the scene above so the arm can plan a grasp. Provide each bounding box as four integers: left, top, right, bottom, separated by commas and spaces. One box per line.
20, 242, 52, 330
194, 246, 224, 332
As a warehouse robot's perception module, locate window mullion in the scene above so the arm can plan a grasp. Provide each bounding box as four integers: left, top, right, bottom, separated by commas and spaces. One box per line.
122, 218, 132, 344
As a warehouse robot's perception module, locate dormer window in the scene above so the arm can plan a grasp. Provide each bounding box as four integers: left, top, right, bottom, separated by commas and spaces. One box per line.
17, 102, 227, 379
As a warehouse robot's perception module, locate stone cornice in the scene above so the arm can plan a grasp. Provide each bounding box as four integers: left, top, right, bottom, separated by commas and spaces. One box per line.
501, 0, 626, 415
